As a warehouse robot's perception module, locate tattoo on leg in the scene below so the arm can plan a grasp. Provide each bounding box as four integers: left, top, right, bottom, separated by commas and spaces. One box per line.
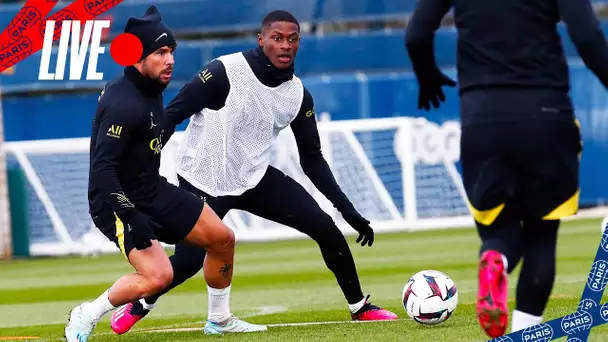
220, 263, 232, 278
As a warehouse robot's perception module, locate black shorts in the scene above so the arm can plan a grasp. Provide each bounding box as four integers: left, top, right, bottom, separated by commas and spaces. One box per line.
93, 178, 205, 258
460, 89, 582, 225
177, 175, 235, 219
176, 165, 337, 233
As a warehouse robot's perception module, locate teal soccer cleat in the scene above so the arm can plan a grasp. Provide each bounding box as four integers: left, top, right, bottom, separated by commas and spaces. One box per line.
64, 303, 99, 342
203, 315, 268, 335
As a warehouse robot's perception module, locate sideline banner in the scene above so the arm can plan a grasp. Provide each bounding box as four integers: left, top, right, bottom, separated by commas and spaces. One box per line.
0, 0, 137, 79
489, 219, 608, 342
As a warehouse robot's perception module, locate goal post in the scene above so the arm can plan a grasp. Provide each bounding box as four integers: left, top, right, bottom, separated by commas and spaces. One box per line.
0, 92, 12, 260
3, 115, 474, 256
301, 115, 472, 233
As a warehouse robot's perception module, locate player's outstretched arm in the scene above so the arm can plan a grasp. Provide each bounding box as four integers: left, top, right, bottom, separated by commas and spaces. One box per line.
162, 59, 230, 143
90, 103, 156, 250
405, 0, 455, 111
558, 0, 608, 90
290, 89, 374, 247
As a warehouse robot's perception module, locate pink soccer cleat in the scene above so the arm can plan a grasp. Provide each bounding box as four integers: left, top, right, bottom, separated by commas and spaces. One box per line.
477, 250, 508, 338
351, 295, 398, 321
111, 301, 150, 335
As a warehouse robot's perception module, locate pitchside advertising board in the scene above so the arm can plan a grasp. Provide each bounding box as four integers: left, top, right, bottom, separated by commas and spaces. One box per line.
0, 1, 607, 341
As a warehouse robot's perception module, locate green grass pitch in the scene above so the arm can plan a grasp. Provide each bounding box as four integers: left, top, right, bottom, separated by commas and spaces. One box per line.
1, 218, 607, 341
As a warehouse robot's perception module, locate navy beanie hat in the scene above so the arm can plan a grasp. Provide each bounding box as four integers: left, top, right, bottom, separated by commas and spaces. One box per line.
124, 6, 176, 60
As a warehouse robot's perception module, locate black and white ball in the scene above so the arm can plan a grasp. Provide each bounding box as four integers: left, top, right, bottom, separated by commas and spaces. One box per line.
402, 270, 458, 325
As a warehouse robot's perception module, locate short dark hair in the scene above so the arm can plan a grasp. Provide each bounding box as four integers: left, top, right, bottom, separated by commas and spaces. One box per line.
261, 10, 300, 31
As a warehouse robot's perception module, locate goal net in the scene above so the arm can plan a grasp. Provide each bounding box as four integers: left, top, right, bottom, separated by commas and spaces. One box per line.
3, 115, 473, 256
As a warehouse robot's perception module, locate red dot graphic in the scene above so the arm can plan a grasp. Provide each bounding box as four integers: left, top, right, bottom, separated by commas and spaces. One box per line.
110, 33, 142, 66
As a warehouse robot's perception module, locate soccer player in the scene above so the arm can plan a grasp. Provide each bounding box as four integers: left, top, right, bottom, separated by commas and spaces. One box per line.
108, 10, 398, 335
64, 7, 265, 341
405, 0, 608, 338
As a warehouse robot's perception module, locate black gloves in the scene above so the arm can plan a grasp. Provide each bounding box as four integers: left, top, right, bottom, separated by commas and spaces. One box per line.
342, 211, 374, 247
124, 211, 159, 250
405, 33, 457, 111
417, 70, 456, 111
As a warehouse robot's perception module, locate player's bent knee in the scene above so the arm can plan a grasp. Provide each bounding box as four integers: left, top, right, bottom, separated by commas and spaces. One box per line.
183, 203, 235, 251
128, 241, 174, 297
144, 266, 173, 297
207, 226, 235, 254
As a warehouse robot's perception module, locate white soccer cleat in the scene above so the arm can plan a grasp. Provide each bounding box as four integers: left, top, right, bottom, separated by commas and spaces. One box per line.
64, 303, 99, 342
203, 315, 268, 335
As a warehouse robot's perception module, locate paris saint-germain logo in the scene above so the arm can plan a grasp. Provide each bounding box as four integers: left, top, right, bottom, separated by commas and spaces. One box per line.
602, 226, 608, 252
601, 302, 608, 322
578, 298, 598, 311
586, 260, 608, 292
521, 324, 553, 342
85, 0, 121, 15
560, 310, 592, 334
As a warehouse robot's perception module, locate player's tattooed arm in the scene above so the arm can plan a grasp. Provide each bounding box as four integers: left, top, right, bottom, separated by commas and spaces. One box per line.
163, 59, 231, 140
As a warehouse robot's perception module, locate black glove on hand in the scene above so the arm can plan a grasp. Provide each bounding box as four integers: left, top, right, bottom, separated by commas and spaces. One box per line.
124, 211, 159, 250
418, 71, 456, 111
342, 211, 374, 247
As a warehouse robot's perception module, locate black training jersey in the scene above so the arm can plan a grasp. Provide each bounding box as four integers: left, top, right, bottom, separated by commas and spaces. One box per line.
88, 67, 168, 219
406, 0, 608, 93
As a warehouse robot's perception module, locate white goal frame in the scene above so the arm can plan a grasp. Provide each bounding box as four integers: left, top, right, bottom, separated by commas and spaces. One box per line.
3, 115, 474, 256
0, 93, 11, 259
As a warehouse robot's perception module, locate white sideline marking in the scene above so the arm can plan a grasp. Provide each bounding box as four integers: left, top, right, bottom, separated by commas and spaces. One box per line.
46, 318, 406, 341
43, 305, 290, 341
142, 318, 408, 333
249, 305, 288, 317
268, 319, 408, 327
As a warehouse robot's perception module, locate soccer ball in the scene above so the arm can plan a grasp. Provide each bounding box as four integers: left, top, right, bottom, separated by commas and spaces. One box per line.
402, 269, 458, 325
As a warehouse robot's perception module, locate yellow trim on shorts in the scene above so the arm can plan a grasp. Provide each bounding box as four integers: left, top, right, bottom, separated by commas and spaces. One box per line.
542, 189, 580, 220
467, 200, 505, 226
113, 213, 128, 260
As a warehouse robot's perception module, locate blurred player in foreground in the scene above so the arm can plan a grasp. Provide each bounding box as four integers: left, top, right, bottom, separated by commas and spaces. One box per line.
109, 9, 398, 335
405, 0, 608, 338
64, 6, 265, 341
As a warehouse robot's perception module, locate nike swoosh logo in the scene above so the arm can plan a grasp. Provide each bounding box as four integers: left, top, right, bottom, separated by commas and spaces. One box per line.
155, 33, 167, 42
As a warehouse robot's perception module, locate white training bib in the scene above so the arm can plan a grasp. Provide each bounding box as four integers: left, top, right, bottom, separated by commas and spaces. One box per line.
174, 52, 304, 196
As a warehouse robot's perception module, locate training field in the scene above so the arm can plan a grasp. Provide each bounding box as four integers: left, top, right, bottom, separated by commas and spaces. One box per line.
1, 218, 607, 341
